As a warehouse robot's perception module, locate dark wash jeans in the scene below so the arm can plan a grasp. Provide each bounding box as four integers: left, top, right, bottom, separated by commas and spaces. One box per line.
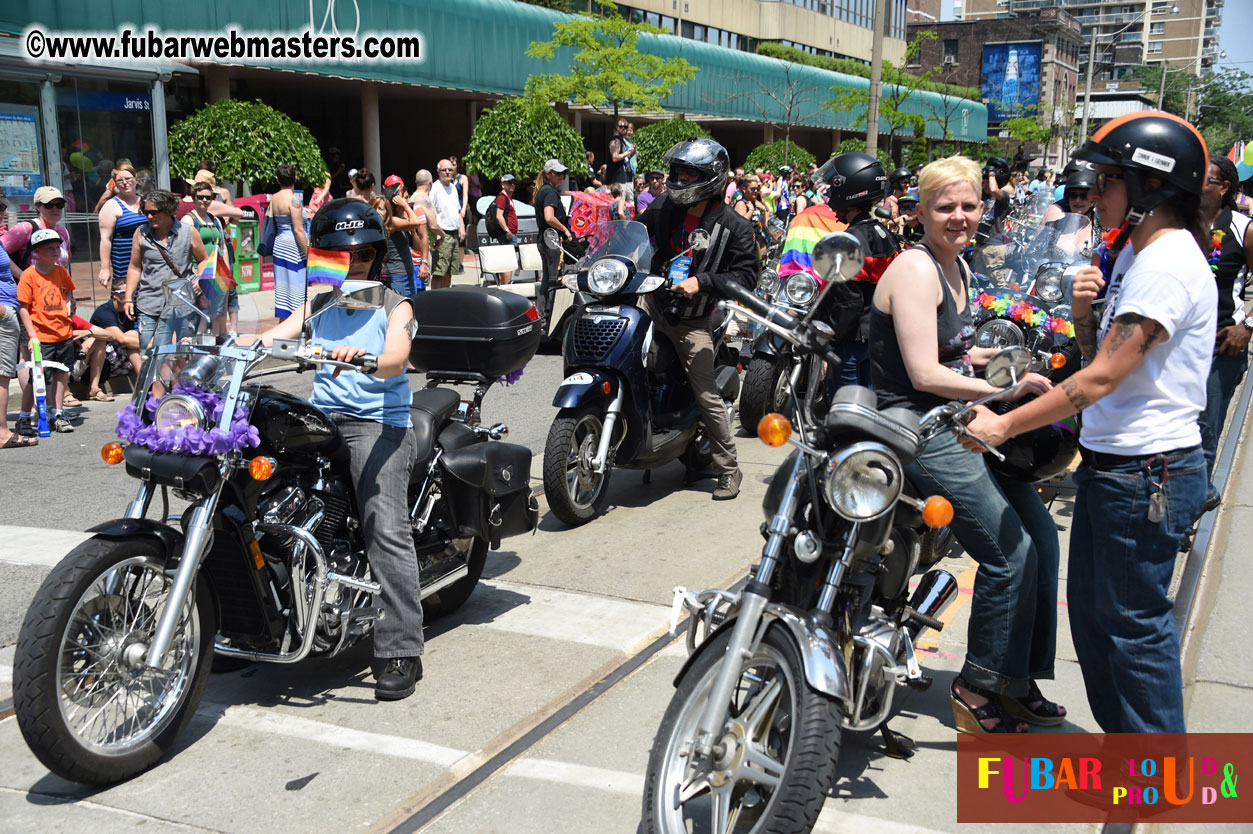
905, 430, 1060, 697
1199, 350, 1248, 482
1068, 446, 1204, 733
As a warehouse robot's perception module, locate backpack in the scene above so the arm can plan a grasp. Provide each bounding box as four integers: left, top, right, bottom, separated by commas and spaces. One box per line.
3, 220, 39, 269
485, 194, 510, 241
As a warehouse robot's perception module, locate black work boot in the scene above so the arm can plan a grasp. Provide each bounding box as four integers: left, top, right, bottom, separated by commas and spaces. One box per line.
374, 657, 423, 701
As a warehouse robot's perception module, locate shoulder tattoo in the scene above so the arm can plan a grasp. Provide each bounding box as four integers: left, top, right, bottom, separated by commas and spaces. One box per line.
1103, 313, 1165, 359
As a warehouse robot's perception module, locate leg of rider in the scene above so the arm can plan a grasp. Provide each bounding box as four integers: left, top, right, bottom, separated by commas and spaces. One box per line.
997, 474, 1060, 685
337, 418, 423, 660
664, 315, 737, 475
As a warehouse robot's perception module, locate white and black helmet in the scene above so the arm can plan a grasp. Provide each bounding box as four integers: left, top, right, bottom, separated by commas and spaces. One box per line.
662, 138, 730, 206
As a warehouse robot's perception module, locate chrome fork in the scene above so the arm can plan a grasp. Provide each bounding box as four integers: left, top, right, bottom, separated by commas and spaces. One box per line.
145, 489, 220, 667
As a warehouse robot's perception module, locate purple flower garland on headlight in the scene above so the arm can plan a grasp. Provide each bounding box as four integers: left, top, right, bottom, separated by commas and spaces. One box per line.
116, 382, 260, 455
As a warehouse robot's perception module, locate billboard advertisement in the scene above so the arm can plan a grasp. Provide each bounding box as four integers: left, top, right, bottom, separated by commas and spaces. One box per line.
981, 43, 1042, 123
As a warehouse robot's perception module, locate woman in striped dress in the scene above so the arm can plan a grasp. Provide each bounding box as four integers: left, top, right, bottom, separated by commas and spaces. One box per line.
270, 164, 309, 319
97, 163, 146, 290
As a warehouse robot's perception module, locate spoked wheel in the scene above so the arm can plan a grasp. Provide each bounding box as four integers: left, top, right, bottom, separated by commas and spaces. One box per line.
643, 625, 843, 834
543, 403, 613, 527
13, 538, 215, 784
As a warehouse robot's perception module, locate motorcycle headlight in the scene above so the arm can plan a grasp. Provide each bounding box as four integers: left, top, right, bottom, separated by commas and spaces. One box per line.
823, 442, 903, 522
588, 259, 629, 295
1035, 266, 1064, 303
783, 273, 817, 307
153, 394, 206, 434
975, 319, 1025, 349
757, 269, 780, 299
1051, 304, 1072, 322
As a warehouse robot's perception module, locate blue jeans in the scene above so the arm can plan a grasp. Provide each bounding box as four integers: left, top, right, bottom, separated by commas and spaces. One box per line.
1199, 350, 1248, 482
387, 269, 415, 297
826, 341, 872, 398
906, 430, 1059, 696
1068, 446, 1205, 732
137, 309, 196, 350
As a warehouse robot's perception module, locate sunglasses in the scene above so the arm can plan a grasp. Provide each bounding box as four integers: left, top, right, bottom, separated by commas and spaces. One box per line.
0, 203, 8, 212
438, 168, 454, 173
347, 249, 376, 263
142, 208, 165, 216
195, 194, 214, 201
41, 200, 66, 209
1095, 171, 1125, 191
1069, 190, 1090, 200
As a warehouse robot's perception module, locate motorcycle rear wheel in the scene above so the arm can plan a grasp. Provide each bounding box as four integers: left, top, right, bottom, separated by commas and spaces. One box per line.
13, 538, 215, 784
422, 537, 488, 620
643, 625, 843, 834
543, 404, 613, 527
739, 355, 787, 435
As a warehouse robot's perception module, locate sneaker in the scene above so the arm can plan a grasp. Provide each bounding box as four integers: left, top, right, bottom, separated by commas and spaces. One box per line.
374, 656, 423, 701
15, 416, 36, 437
52, 414, 74, 433
712, 469, 743, 501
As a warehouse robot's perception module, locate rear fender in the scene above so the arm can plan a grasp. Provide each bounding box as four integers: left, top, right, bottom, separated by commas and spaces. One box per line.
674, 603, 851, 704
552, 370, 619, 409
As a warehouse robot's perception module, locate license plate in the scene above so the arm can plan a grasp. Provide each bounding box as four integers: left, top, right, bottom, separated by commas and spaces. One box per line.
586, 305, 620, 315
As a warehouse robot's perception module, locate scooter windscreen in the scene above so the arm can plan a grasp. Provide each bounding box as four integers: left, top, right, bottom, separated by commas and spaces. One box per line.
577, 220, 655, 273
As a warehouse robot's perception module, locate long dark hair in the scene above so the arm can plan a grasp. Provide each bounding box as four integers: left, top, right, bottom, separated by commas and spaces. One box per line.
1153, 190, 1208, 252
1212, 155, 1239, 211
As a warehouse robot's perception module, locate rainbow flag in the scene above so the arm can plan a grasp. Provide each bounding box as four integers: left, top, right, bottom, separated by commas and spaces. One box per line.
306, 247, 350, 287
197, 244, 236, 304
778, 205, 848, 281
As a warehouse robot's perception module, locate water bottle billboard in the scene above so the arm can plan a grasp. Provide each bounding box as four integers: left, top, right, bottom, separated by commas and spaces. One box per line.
981, 43, 1042, 123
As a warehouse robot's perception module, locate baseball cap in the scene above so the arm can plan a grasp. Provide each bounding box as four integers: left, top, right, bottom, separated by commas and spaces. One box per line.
31, 228, 62, 248
33, 186, 64, 205
542, 159, 569, 174
647, 169, 665, 178
899, 187, 920, 206
384, 174, 404, 188
500, 174, 516, 183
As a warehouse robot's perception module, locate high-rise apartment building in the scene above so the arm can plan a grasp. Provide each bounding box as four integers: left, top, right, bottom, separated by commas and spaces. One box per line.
616, 0, 909, 64
961, 0, 1223, 89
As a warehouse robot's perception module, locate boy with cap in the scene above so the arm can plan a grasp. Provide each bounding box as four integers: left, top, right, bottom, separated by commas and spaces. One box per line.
17, 229, 77, 433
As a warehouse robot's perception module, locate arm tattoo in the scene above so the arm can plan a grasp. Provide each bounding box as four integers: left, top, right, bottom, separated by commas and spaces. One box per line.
1059, 378, 1091, 412
1074, 310, 1098, 360
1103, 313, 1165, 360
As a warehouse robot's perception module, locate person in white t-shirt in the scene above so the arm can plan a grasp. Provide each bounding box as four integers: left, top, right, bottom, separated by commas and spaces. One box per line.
962, 112, 1215, 733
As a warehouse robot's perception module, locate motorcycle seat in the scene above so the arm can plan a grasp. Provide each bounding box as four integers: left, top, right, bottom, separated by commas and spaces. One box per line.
411, 387, 462, 426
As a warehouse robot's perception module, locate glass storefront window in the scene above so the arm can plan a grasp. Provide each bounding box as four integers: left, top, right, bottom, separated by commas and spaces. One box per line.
0, 79, 45, 222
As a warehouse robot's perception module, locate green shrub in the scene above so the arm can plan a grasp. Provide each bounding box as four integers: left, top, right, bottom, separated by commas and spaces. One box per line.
168, 99, 325, 191
463, 98, 586, 182
743, 140, 817, 173
632, 116, 713, 174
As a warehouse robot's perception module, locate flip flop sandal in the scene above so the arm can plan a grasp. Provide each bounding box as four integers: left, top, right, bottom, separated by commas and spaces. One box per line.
1, 434, 38, 449
89, 389, 116, 402
64, 394, 83, 407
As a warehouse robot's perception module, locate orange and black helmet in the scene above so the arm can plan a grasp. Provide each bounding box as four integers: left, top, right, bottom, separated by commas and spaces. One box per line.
1075, 111, 1208, 213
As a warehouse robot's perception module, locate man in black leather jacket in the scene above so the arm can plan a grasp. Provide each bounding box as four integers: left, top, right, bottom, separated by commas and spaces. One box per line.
638, 138, 758, 500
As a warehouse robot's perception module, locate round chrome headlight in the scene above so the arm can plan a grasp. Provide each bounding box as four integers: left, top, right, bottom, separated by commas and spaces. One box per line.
588, 259, 629, 295
823, 442, 903, 522
757, 269, 780, 299
153, 394, 206, 434
975, 319, 1025, 349
783, 273, 818, 307
1050, 303, 1072, 322
1035, 266, 1064, 303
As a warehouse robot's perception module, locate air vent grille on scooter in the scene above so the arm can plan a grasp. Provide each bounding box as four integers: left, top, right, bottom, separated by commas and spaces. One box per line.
572, 317, 627, 361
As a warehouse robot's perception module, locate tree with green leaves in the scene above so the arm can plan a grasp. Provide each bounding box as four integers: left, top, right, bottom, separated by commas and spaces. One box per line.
523, 5, 696, 119
632, 117, 713, 174
743, 140, 817, 174
705, 61, 829, 168
463, 98, 586, 183
168, 99, 325, 193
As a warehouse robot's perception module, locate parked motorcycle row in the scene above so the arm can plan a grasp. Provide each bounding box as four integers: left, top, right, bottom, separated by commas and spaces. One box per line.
13, 204, 1055, 834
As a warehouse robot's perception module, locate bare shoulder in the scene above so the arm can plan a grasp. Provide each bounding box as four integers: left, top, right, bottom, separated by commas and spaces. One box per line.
875, 249, 940, 313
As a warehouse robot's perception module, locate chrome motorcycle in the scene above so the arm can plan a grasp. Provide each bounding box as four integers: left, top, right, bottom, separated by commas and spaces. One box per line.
642, 232, 1030, 834
737, 266, 821, 434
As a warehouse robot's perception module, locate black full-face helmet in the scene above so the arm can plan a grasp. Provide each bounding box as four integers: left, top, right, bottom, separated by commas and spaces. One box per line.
821, 152, 888, 211
983, 156, 1011, 188
1074, 110, 1209, 220
309, 197, 387, 282
662, 138, 731, 206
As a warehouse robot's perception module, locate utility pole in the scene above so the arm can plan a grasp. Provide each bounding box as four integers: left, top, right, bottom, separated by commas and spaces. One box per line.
866, 0, 888, 156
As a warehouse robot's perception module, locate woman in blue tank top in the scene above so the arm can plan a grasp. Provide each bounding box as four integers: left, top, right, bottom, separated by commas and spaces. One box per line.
97, 164, 146, 290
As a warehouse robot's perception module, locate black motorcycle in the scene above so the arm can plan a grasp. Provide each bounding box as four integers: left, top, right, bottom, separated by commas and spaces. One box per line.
737, 265, 821, 434
12, 281, 540, 785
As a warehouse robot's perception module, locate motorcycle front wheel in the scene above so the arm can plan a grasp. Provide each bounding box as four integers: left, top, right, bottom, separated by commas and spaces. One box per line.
13, 537, 215, 785
643, 625, 843, 834
543, 403, 613, 527
739, 355, 789, 435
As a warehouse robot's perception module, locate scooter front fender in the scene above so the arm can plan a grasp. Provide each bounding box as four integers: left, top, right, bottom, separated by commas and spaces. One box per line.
675, 602, 851, 704
552, 370, 620, 409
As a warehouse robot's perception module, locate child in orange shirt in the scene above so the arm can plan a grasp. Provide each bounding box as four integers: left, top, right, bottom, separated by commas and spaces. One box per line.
17, 228, 77, 433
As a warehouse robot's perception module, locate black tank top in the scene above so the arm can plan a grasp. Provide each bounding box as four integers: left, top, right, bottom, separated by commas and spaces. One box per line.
869, 244, 976, 412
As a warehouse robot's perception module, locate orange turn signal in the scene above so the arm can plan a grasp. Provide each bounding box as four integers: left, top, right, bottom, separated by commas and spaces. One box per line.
602, 381, 612, 395
248, 456, 276, 481
922, 495, 954, 528
101, 442, 124, 465
1049, 352, 1067, 369
757, 413, 793, 447
249, 540, 265, 570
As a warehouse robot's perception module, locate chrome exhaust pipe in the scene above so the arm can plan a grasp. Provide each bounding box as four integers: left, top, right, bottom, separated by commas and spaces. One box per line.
904, 569, 958, 640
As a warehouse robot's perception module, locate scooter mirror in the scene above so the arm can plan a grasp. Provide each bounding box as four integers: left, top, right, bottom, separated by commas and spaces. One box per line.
333, 280, 387, 310
688, 228, 711, 252
812, 231, 864, 284
542, 228, 561, 248
985, 346, 1031, 389
162, 279, 213, 325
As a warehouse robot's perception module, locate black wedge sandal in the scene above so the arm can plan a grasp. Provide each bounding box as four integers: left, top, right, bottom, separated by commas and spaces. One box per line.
1001, 679, 1066, 727
951, 678, 1029, 734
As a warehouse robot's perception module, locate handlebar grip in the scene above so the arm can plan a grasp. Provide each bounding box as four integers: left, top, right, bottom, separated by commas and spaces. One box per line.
725, 282, 798, 331
349, 353, 379, 373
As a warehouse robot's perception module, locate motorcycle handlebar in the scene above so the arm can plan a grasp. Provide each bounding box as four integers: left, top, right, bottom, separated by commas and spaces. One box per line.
723, 281, 799, 332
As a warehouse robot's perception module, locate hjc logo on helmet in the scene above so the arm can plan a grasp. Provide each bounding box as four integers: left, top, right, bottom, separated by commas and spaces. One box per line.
334, 220, 365, 232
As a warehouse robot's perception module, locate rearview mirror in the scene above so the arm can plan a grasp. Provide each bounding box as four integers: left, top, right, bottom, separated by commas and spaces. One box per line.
812, 231, 865, 284
543, 228, 561, 248
334, 281, 387, 310
985, 346, 1031, 389
162, 279, 212, 325
689, 228, 711, 252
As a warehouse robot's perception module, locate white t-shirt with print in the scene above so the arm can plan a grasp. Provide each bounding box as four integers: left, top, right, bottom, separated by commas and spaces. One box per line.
1080, 228, 1216, 455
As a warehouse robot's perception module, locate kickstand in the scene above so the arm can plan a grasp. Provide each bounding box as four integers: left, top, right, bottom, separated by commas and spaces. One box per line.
879, 724, 916, 760
642, 469, 651, 485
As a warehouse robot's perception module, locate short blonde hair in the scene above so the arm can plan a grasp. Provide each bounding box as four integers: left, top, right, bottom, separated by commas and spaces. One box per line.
918, 155, 981, 209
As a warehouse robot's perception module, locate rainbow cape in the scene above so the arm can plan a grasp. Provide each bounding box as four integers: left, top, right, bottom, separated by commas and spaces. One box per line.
306, 247, 350, 287
197, 245, 236, 304
777, 205, 848, 281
